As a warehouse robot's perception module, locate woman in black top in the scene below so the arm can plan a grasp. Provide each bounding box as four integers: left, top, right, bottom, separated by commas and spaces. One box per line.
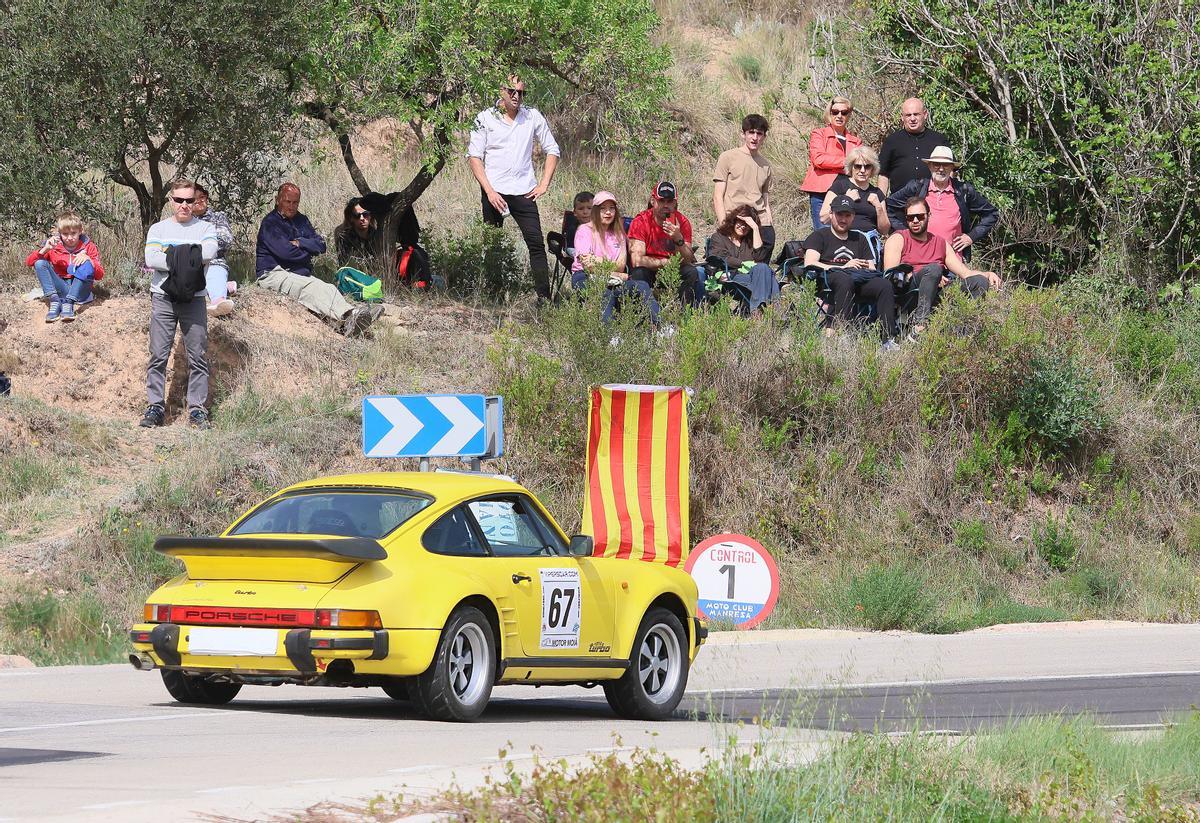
819, 146, 889, 264
706, 205, 781, 312
334, 197, 384, 271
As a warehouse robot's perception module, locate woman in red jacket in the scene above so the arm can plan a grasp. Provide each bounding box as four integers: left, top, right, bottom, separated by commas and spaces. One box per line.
25, 212, 104, 323
800, 96, 862, 229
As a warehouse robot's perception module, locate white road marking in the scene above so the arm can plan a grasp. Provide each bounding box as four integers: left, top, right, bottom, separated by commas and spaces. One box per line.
484, 752, 536, 762
195, 785, 267, 795
0, 711, 211, 734
80, 800, 153, 811
387, 765, 448, 774
697, 669, 1200, 694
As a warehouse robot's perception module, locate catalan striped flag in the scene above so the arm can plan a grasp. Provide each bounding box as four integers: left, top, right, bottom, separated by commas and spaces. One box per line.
582, 384, 690, 567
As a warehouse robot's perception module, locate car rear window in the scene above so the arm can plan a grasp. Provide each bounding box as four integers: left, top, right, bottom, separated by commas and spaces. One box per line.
229, 491, 432, 539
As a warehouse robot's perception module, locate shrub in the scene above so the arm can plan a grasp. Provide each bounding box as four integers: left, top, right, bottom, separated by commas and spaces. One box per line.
731, 53, 762, 82
1011, 356, 1105, 454
425, 220, 526, 302
953, 518, 990, 555
843, 564, 937, 631
1065, 565, 1125, 607
1032, 513, 1078, 571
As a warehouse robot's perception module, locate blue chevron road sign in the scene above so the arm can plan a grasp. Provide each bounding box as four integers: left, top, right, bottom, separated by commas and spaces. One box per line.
362, 394, 503, 459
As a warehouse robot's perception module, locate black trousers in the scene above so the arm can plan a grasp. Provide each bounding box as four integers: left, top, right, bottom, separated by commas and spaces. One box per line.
825, 269, 898, 340
480, 189, 550, 299
629, 263, 705, 307
759, 224, 777, 265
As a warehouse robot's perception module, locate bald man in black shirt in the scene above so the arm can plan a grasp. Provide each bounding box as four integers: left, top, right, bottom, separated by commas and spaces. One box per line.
878, 98, 948, 195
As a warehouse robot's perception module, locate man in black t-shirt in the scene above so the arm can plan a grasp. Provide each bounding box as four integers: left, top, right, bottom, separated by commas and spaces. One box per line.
878, 98, 947, 195
804, 196, 898, 346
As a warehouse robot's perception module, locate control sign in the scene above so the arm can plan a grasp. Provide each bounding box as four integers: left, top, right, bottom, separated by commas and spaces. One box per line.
685, 534, 779, 629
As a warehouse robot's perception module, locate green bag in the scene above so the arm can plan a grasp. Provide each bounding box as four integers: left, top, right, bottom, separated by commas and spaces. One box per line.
335, 267, 384, 302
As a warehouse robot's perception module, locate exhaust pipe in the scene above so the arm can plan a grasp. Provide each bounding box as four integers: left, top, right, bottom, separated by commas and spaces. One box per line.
129, 653, 155, 671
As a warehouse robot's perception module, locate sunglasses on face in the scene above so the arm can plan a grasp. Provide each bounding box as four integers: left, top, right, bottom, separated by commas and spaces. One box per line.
831, 108, 852, 116
905, 212, 928, 221
504, 87, 526, 97
171, 196, 195, 204
354, 211, 371, 220
852, 163, 873, 170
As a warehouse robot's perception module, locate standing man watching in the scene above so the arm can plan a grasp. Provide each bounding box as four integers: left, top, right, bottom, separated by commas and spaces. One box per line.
628, 181, 703, 307
256, 183, 377, 336
468, 75, 561, 302
140, 178, 217, 430
713, 114, 775, 261
878, 98, 947, 196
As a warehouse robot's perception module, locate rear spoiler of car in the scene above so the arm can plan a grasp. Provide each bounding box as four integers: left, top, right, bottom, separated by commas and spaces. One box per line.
154, 536, 388, 561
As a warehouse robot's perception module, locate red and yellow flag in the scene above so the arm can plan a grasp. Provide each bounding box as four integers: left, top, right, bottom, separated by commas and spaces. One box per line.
582, 384, 689, 566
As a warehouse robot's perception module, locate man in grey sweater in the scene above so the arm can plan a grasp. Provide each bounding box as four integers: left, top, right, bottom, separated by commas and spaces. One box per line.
140, 178, 218, 429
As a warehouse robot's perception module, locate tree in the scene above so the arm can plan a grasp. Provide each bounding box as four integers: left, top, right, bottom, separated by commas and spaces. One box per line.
868, 0, 1200, 288
290, 0, 672, 262
0, 0, 306, 234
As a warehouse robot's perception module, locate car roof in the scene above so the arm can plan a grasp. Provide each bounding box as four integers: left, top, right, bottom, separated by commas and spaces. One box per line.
279, 471, 526, 500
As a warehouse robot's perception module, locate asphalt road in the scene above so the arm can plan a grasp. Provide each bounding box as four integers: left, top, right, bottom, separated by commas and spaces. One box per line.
2, 622, 1198, 822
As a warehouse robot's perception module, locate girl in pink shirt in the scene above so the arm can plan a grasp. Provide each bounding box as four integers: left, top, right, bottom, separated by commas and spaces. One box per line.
571, 191, 626, 289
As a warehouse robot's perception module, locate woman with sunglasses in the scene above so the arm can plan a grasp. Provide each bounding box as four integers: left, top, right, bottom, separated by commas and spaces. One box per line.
819, 146, 888, 263
334, 198, 383, 271
800, 96, 862, 229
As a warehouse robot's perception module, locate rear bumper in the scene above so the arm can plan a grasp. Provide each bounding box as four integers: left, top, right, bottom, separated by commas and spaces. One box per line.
129, 623, 437, 676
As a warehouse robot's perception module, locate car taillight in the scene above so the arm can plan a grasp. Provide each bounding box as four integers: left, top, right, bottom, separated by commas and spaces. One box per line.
144, 604, 170, 622
314, 609, 382, 629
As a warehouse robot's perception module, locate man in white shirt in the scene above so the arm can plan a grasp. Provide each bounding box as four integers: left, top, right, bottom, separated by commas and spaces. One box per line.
467, 75, 561, 300
140, 178, 218, 429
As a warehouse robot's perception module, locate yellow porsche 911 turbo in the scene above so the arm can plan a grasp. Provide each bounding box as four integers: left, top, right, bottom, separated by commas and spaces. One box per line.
129, 471, 706, 721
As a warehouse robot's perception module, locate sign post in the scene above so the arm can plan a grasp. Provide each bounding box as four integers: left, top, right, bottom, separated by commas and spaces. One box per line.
685, 533, 779, 629
362, 394, 503, 466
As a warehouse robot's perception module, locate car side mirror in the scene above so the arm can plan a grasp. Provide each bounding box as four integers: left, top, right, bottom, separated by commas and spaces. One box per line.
568, 534, 594, 557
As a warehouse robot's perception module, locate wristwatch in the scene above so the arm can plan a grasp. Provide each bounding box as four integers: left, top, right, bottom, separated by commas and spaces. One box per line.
673, 238, 684, 246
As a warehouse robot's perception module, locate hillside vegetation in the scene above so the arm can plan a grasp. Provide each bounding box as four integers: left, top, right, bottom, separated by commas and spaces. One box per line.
2, 0, 1199, 664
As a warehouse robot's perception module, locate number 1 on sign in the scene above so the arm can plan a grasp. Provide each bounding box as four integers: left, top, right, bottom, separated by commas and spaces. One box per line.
719, 564, 735, 599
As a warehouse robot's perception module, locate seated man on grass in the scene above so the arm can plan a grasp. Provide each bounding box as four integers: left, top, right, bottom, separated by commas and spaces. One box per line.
255, 183, 379, 337
882, 196, 1000, 339
627, 181, 704, 307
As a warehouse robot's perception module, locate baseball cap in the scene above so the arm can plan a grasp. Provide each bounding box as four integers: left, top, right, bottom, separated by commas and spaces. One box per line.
652, 181, 677, 200
831, 195, 856, 213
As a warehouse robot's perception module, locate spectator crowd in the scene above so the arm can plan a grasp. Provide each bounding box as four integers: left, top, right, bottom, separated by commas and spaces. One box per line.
20, 77, 1003, 429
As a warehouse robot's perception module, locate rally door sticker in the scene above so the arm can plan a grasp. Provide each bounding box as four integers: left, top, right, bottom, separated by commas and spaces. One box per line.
539, 568, 582, 649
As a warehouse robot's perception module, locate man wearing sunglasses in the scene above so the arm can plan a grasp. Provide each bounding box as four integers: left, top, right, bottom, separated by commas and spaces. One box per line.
882, 196, 999, 338
141, 178, 219, 429
468, 75, 561, 301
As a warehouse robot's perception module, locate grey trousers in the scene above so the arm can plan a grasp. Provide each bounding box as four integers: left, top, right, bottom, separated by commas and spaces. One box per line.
912, 264, 990, 326
147, 293, 208, 410
256, 266, 352, 323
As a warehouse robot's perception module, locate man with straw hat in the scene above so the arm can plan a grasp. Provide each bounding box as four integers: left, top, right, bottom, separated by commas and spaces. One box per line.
885, 145, 998, 261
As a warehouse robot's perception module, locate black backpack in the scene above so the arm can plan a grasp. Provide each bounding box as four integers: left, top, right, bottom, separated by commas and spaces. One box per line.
163, 244, 206, 303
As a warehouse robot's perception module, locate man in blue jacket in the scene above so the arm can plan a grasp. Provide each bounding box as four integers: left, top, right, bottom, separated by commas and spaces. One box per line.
255, 183, 378, 336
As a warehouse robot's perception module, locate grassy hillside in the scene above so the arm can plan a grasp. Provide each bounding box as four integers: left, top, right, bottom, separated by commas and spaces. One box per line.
1, 1, 1199, 664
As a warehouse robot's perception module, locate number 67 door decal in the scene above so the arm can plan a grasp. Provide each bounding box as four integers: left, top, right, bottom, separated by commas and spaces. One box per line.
540, 568, 582, 649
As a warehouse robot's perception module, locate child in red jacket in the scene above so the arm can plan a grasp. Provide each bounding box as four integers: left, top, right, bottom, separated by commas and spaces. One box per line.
26, 211, 105, 323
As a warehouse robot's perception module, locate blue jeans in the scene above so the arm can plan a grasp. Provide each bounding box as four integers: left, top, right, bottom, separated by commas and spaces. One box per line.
809, 195, 825, 230
603, 279, 660, 325
205, 263, 230, 303
34, 259, 92, 304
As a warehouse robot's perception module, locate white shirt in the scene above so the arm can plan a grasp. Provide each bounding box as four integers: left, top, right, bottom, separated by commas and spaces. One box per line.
467, 105, 560, 195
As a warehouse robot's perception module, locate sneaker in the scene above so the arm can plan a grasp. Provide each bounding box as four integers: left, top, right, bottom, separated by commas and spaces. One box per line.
881, 339, 901, 353
657, 324, 677, 341
188, 407, 211, 429
226, 281, 237, 295
342, 304, 379, 337
139, 404, 165, 428
208, 298, 235, 317
45, 300, 62, 322
59, 301, 75, 322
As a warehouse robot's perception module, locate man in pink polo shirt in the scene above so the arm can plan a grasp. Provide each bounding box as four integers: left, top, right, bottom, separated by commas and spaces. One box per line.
885, 146, 998, 262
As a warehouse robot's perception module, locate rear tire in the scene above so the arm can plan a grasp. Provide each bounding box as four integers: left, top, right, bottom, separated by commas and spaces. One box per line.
161, 670, 242, 705
410, 606, 495, 722
381, 679, 409, 701
604, 607, 688, 720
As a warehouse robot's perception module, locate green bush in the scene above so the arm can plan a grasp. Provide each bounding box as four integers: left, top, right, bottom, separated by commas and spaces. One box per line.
843, 564, 936, 631
1065, 565, 1125, 607
1032, 513, 1078, 571
731, 54, 762, 82
1011, 356, 1105, 454
952, 518, 990, 555
425, 220, 526, 301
